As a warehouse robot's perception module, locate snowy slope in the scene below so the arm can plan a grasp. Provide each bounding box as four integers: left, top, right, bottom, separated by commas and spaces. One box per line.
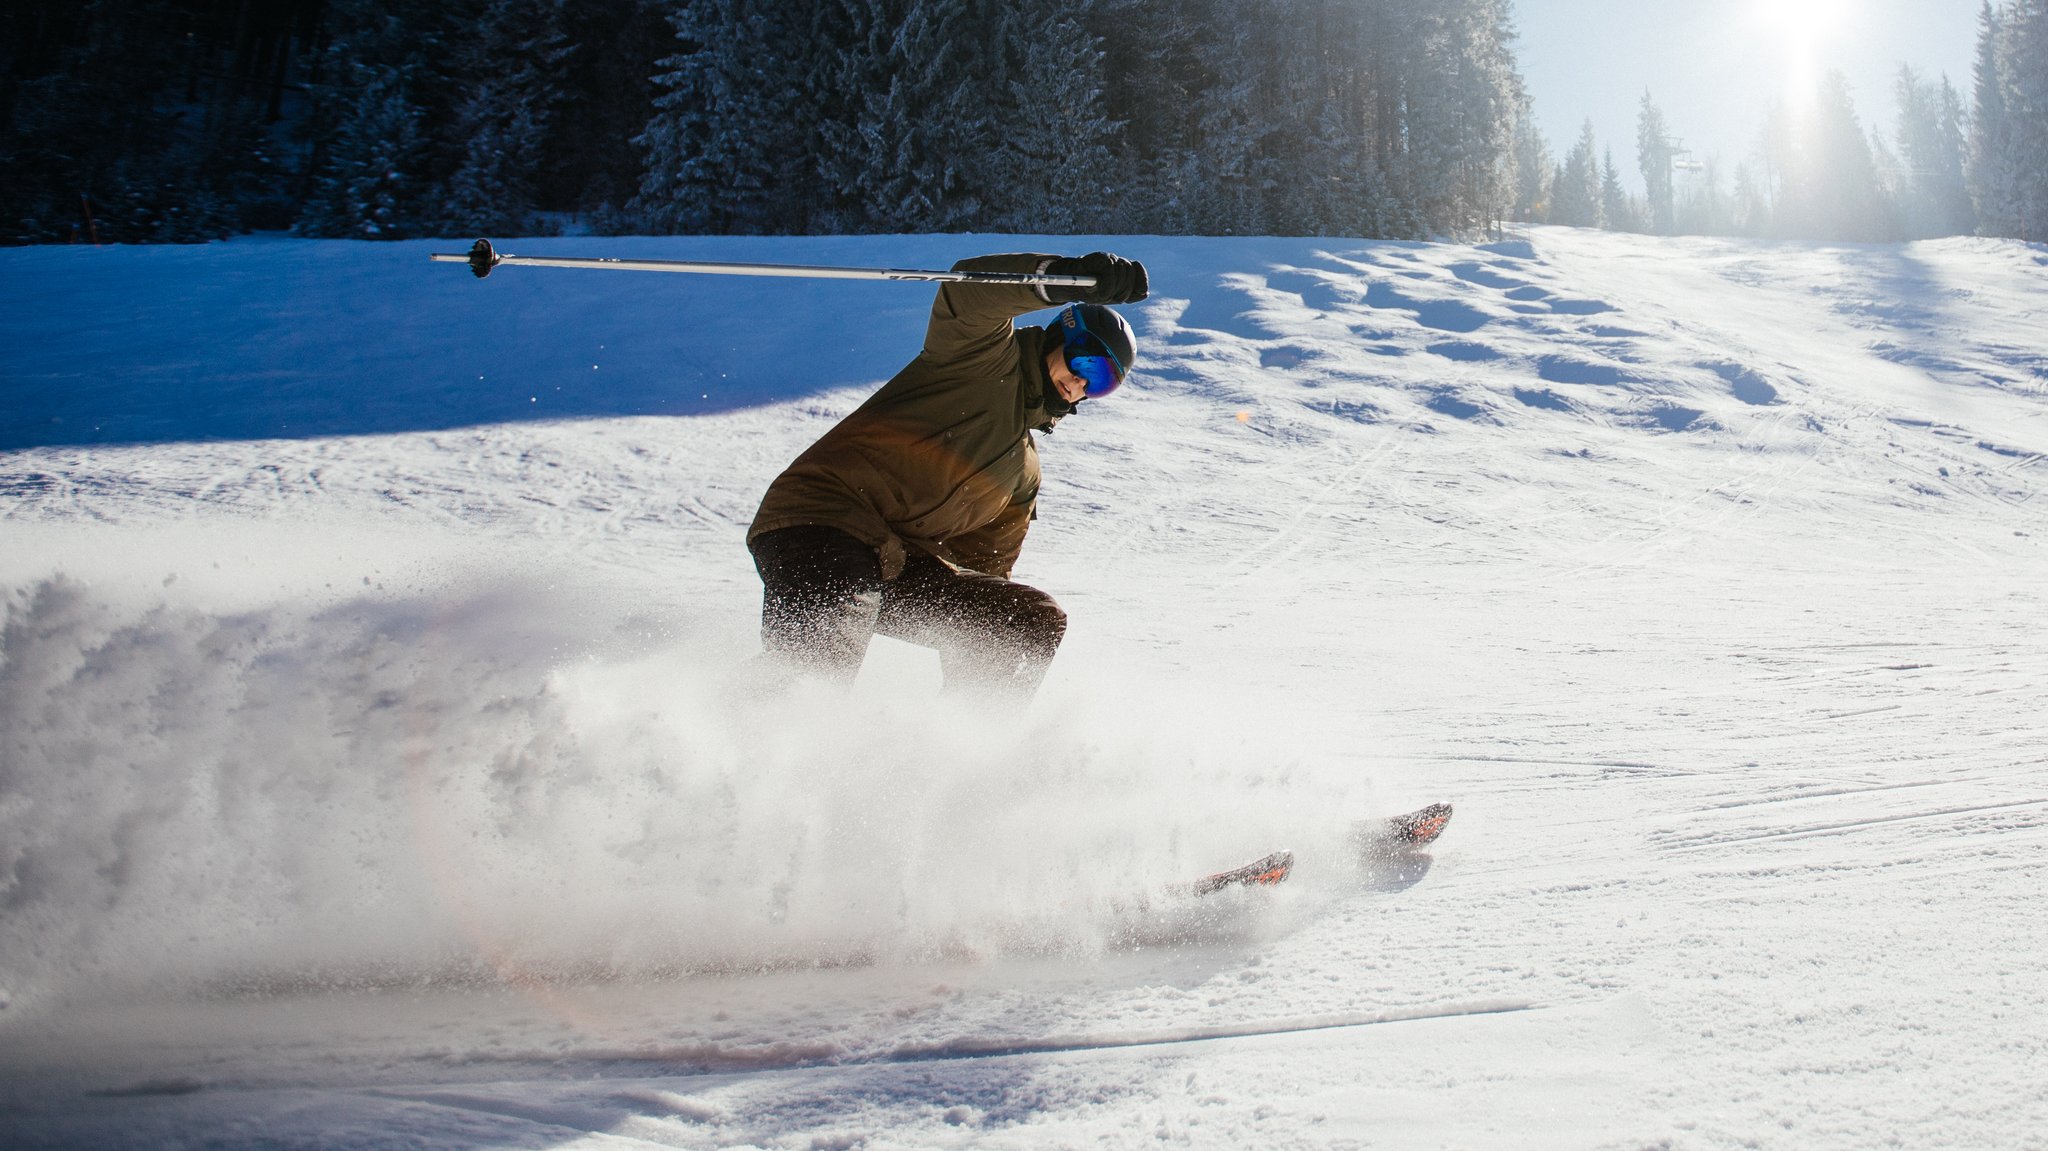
2, 228, 2045, 1149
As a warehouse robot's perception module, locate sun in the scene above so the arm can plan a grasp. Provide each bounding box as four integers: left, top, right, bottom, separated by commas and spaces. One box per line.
1747, 0, 1855, 102
1750, 0, 1854, 53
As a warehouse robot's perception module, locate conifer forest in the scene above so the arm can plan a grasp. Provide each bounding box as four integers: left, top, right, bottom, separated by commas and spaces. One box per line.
4, 0, 2046, 246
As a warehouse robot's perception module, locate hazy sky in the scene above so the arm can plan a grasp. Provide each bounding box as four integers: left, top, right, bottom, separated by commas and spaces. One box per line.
1514, 0, 1986, 192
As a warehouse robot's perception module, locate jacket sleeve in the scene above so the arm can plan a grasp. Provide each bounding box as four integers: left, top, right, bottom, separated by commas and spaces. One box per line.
942, 496, 1033, 578
922, 253, 1061, 378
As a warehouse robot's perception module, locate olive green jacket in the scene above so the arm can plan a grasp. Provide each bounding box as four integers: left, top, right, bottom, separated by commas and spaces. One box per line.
747, 253, 1068, 580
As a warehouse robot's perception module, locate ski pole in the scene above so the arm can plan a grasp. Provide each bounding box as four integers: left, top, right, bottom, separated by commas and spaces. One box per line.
429, 238, 1097, 287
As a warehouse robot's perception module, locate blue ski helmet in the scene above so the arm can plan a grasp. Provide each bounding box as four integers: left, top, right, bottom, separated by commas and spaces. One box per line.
1050, 303, 1136, 397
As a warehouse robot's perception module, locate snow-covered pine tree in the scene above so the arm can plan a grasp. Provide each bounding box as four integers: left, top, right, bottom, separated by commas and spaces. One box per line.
1246, 0, 1330, 235
1456, 0, 1523, 234
1868, 125, 1909, 232
1509, 115, 1551, 223
297, 63, 428, 237
1551, 120, 1601, 227
1253, 0, 1384, 236
1382, 0, 1449, 231
1174, 0, 1269, 235
2004, 0, 2048, 238
1636, 91, 1675, 234
1, 0, 315, 242
618, 0, 1529, 239
434, 0, 575, 237
1093, 0, 1216, 234
297, 0, 485, 240
1093, 0, 1251, 235
1779, 70, 1889, 240
1379, 0, 1519, 237
1457, 0, 1526, 235
629, 3, 724, 233
1934, 75, 1978, 235
1894, 65, 1975, 238
813, 0, 986, 232
1089, 0, 1520, 240
1969, 1, 2023, 235
1599, 147, 1637, 232
1346, 0, 1421, 236
633, 0, 828, 234
971, 0, 1118, 234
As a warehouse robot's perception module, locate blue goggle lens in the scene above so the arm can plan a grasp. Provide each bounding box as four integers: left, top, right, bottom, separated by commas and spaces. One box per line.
1066, 352, 1122, 397
1060, 319, 1126, 397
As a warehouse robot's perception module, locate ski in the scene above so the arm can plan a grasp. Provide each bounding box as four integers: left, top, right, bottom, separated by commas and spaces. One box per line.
1377, 802, 1454, 851
1176, 804, 1453, 899
1187, 850, 1296, 896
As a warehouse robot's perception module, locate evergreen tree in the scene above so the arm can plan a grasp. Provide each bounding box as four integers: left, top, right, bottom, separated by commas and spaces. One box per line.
1387, 0, 1523, 236
974, 0, 1118, 233
1969, 1, 2023, 235
1754, 100, 1791, 229
0, 0, 293, 242
632, 0, 830, 234
1462, 0, 1529, 234
1153, 0, 1272, 235
1551, 120, 1601, 227
1509, 116, 1552, 222
815, 0, 982, 232
434, 0, 575, 237
1251, 0, 1343, 235
1636, 91, 1675, 234
298, 64, 428, 237
1093, 0, 1219, 234
296, 0, 473, 240
1868, 125, 1909, 233
1090, 0, 1523, 240
1599, 147, 1637, 231
1762, 71, 1888, 240
5, 0, 1535, 242
1935, 74, 1979, 235
2004, 0, 2048, 238
1894, 65, 1975, 238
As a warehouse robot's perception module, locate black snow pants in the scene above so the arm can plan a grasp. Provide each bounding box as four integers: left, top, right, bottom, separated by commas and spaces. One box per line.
748, 524, 1067, 697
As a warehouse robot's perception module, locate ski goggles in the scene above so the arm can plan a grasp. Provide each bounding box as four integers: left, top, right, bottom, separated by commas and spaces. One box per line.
1056, 307, 1128, 398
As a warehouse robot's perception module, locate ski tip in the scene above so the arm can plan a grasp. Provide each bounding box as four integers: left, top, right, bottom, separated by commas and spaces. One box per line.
1393, 802, 1453, 847
1189, 848, 1295, 896
1246, 849, 1295, 886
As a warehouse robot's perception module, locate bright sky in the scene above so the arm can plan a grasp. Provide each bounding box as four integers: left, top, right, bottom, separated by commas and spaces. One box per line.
1514, 0, 1985, 192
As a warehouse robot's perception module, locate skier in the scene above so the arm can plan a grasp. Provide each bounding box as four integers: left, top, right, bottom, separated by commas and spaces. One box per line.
746, 250, 1149, 699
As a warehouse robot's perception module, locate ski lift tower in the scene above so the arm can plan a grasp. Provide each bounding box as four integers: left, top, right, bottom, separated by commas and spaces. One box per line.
1665, 134, 1705, 227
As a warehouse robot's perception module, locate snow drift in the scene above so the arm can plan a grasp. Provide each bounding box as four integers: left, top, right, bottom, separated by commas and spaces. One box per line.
0, 568, 1369, 1008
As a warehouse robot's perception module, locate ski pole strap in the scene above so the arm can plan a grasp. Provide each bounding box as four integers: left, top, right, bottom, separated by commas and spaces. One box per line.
430, 238, 1096, 286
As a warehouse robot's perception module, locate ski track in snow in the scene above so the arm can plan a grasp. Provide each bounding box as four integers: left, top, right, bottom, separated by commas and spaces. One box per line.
2, 229, 2045, 1148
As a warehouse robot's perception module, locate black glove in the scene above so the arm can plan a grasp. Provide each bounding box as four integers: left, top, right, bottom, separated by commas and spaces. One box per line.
1046, 251, 1148, 305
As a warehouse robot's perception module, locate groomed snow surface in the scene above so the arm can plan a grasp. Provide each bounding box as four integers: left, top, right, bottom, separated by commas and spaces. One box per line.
2, 228, 2044, 1149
